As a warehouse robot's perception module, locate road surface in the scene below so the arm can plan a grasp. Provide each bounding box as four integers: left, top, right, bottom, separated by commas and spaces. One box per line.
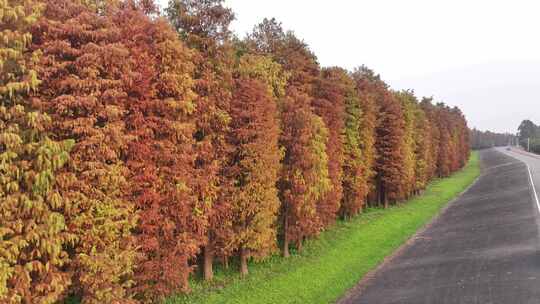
339, 148, 540, 304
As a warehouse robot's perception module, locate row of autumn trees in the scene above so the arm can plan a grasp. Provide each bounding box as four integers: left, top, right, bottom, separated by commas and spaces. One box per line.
0, 0, 470, 303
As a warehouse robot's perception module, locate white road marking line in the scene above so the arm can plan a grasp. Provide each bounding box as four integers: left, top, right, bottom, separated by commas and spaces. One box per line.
526, 164, 540, 214
498, 147, 540, 213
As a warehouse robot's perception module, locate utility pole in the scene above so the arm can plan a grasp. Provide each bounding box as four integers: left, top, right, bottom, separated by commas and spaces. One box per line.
528, 137, 530, 152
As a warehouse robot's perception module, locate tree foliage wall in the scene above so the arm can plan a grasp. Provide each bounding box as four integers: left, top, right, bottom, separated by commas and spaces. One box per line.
0, 0, 471, 302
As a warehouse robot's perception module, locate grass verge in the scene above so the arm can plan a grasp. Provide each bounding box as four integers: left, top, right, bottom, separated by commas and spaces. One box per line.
166, 151, 480, 304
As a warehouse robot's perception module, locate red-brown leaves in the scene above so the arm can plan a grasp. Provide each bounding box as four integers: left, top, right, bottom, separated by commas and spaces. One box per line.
312, 67, 347, 226
112, 5, 203, 300
227, 78, 281, 274
0, 2, 74, 302
432, 104, 469, 177
32, 1, 138, 302
167, 0, 237, 282
374, 91, 406, 205
280, 89, 331, 253
1, 1, 474, 301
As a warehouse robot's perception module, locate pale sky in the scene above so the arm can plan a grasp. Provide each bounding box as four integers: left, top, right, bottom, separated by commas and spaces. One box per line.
157, 0, 540, 134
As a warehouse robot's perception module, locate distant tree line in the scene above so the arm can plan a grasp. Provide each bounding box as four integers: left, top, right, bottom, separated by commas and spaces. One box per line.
1, 0, 470, 303
469, 129, 516, 149
517, 119, 540, 153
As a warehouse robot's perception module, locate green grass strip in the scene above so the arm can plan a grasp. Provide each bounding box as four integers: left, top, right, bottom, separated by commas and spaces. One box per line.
167, 152, 480, 304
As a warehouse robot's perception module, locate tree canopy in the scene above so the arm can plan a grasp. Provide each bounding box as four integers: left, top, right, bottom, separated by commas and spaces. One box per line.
0, 1, 471, 302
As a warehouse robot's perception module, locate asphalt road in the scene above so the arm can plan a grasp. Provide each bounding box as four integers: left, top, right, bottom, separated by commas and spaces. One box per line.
339, 148, 540, 304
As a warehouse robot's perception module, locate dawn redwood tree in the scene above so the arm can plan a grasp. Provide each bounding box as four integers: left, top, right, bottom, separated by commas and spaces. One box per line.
246, 18, 331, 255
312, 67, 347, 225
452, 107, 470, 168
446, 108, 460, 173
358, 93, 378, 205
227, 78, 281, 276
351, 66, 382, 207
412, 103, 432, 193
420, 100, 470, 179
374, 91, 406, 207
31, 1, 138, 302
245, 19, 330, 256
436, 104, 469, 176
435, 103, 452, 177
0, 1, 74, 302
112, 2, 205, 300
340, 73, 365, 218
420, 97, 440, 180
447, 110, 459, 172
233, 53, 289, 271
394, 90, 418, 199
233, 54, 289, 264
280, 92, 331, 255
167, 0, 235, 281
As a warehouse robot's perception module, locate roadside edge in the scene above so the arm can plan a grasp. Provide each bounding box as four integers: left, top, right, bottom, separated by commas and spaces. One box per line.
336, 153, 482, 304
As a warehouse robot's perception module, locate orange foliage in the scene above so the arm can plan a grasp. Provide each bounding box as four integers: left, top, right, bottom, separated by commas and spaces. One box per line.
0, 1, 473, 301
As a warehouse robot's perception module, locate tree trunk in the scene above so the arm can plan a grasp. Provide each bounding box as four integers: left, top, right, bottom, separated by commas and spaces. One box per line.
377, 187, 381, 206
296, 238, 303, 253
203, 241, 214, 281
222, 255, 229, 270
360, 197, 367, 214
283, 216, 290, 258
376, 177, 383, 207
239, 247, 249, 277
